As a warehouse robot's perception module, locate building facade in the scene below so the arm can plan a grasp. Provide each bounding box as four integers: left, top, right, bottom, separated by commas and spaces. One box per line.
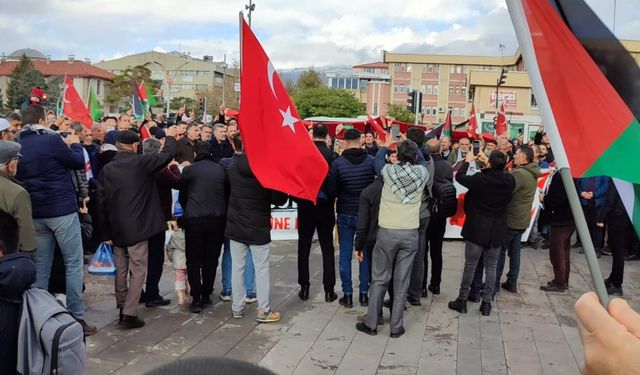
0, 49, 113, 113
95, 51, 232, 105
325, 62, 391, 115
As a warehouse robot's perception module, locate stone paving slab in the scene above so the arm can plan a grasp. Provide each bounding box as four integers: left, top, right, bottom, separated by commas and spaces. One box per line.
83, 239, 640, 374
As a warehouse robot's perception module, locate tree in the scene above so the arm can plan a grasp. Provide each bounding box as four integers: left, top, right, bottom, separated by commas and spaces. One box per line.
295, 88, 365, 119
169, 97, 198, 112
104, 65, 159, 110
386, 104, 415, 123
0, 88, 4, 112
5, 54, 46, 111
43, 76, 64, 113
286, 68, 324, 103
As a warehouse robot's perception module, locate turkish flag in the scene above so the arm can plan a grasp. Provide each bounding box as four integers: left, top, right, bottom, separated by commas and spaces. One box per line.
467, 104, 479, 140
495, 103, 508, 136
238, 17, 327, 203
366, 115, 387, 142
62, 76, 92, 128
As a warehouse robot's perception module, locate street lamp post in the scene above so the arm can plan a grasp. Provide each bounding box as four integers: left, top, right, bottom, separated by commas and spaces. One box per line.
245, 0, 256, 27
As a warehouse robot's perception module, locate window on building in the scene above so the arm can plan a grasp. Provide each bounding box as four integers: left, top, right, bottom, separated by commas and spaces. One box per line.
433, 107, 439, 115
455, 86, 461, 95
399, 85, 405, 93
183, 71, 195, 77
449, 65, 455, 74
449, 86, 454, 95
426, 85, 433, 95
96, 80, 101, 95
460, 108, 466, 117
425, 107, 431, 115
393, 85, 398, 93
434, 85, 439, 95
456, 66, 462, 74
373, 103, 378, 115
462, 66, 469, 74
453, 108, 460, 117
426, 64, 433, 73
461, 87, 466, 96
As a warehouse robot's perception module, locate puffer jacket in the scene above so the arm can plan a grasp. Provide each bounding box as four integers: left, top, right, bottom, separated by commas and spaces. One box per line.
507, 162, 541, 230
225, 154, 288, 245
328, 148, 376, 216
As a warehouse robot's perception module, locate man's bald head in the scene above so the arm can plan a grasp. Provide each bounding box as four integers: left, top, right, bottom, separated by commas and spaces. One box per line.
426, 138, 441, 154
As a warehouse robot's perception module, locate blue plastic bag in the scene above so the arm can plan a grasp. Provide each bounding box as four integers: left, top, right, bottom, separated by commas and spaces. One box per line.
88, 242, 116, 276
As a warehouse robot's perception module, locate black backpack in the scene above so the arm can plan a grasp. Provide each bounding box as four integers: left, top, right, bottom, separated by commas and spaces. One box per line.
429, 179, 458, 218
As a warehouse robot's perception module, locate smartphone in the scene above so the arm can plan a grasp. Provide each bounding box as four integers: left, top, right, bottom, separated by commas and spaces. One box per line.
391, 124, 400, 140
472, 140, 481, 155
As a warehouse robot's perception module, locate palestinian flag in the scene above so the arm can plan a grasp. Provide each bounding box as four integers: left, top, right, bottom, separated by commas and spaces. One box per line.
467, 104, 479, 140
442, 109, 452, 138
506, 0, 640, 186
138, 80, 157, 107
88, 86, 102, 122
546, 0, 640, 237
130, 79, 145, 120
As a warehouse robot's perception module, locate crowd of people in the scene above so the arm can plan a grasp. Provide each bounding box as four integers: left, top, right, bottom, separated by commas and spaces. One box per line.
1, 91, 640, 373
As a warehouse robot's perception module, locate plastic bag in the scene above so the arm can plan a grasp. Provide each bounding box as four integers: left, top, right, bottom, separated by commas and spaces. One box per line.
88, 242, 116, 276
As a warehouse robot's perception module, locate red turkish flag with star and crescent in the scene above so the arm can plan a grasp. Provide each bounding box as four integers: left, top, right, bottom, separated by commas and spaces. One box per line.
238, 17, 328, 203
467, 104, 479, 140
62, 76, 92, 128
495, 103, 508, 136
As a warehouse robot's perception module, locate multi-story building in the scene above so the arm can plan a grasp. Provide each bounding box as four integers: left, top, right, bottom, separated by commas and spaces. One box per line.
325, 62, 391, 115
95, 51, 233, 105
0, 48, 113, 112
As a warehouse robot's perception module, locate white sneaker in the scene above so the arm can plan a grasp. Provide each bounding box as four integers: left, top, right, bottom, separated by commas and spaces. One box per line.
219, 294, 232, 302
244, 296, 257, 304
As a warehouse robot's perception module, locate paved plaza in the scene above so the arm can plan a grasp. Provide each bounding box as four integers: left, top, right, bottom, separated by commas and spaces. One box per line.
83, 239, 640, 375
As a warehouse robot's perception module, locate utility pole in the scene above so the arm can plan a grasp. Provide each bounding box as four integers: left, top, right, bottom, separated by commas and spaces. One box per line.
221, 53, 227, 106
245, 0, 256, 28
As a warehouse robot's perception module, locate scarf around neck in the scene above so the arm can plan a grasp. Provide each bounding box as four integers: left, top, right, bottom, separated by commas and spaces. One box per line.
381, 163, 429, 204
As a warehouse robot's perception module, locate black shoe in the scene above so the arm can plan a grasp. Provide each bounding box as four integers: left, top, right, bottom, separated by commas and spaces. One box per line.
448, 299, 467, 314
480, 301, 492, 316
390, 327, 405, 338
201, 296, 213, 309
120, 315, 145, 329
359, 293, 369, 307
189, 300, 202, 313
325, 291, 338, 302
421, 288, 428, 298
428, 284, 440, 295
299, 285, 310, 301
118, 308, 124, 324
540, 282, 566, 293
541, 240, 550, 249
357, 314, 384, 325
355, 322, 377, 336
601, 247, 612, 256
145, 297, 171, 308
501, 282, 517, 294
339, 294, 353, 308
467, 295, 481, 303
407, 296, 422, 306
605, 280, 623, 296
625, 254, 640, 261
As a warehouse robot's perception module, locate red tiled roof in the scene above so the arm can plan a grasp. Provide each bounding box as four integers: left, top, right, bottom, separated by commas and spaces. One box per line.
0, 60, 114, 80
352, 62, 388, 69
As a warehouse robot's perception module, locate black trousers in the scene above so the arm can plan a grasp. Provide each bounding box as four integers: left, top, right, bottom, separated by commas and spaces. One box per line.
608, 214, 632, 288
145, 231, 166, 300
423, 216, 447, 289
297, 203, 336, 292
185, 217, 225, 301
583, 205, 605, 249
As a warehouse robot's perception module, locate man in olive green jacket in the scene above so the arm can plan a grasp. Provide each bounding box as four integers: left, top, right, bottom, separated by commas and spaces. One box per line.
0, 141, 37, 253
495, 145, 540, 293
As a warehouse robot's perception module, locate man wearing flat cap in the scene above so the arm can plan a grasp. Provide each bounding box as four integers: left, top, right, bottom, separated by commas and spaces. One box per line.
97, 126, 178, 329
0, 140, 36, 253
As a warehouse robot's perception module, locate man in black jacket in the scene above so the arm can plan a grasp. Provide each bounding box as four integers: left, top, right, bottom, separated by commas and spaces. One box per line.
423, 138, 453, 296
179, 141, 229, 313
98, 127, 177, 329
448, 150, 514, 317
225, 146, 288, 323
296, 124, 337, 303
210, 124, 234, 163
175, 123, 200, 164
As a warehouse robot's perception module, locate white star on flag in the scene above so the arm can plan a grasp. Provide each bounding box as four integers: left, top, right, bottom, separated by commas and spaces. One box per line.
280, 106, 299, 133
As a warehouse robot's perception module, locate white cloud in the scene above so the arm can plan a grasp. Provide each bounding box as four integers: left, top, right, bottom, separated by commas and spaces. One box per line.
0, 0, 638, 69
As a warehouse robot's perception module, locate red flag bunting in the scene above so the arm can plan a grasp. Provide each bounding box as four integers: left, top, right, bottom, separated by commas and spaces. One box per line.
468, 104, 479, 140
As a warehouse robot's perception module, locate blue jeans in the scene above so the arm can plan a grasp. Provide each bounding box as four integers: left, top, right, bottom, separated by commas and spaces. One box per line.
33, 213, 85, 318
496, 229, 524, 290
222, 238, 255, 296
337, 214, 369, 295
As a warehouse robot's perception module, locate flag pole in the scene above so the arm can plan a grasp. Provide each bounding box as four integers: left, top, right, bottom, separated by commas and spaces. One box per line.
506, 0, 609, 307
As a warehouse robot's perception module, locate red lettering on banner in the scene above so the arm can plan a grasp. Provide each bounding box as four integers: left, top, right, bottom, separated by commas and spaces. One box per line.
283, 217, 290, 229
294, 217, 298, 230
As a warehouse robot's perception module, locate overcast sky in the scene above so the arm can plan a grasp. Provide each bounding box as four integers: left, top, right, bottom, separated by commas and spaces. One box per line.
1, 0, 638, 69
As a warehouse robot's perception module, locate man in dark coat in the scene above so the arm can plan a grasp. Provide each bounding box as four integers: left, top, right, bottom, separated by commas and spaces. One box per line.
210, 124, 234, 163
327, 128, 376, 308
225, 140, 287, 323
296, 124, 337, 303
174, 123, 200, 164
448, 150, 514, 316
16, 105, 96, 335
0, 209, 36, 375
423, 138, 453, 296
97, 127, 177, 329
179, 141, 229, 313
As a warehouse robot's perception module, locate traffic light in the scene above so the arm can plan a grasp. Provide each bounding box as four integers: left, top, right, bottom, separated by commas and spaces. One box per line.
198, 97, 207, 114
497, 68, 507, 87
406, 90, 416, 112
415, 91, 423, 113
